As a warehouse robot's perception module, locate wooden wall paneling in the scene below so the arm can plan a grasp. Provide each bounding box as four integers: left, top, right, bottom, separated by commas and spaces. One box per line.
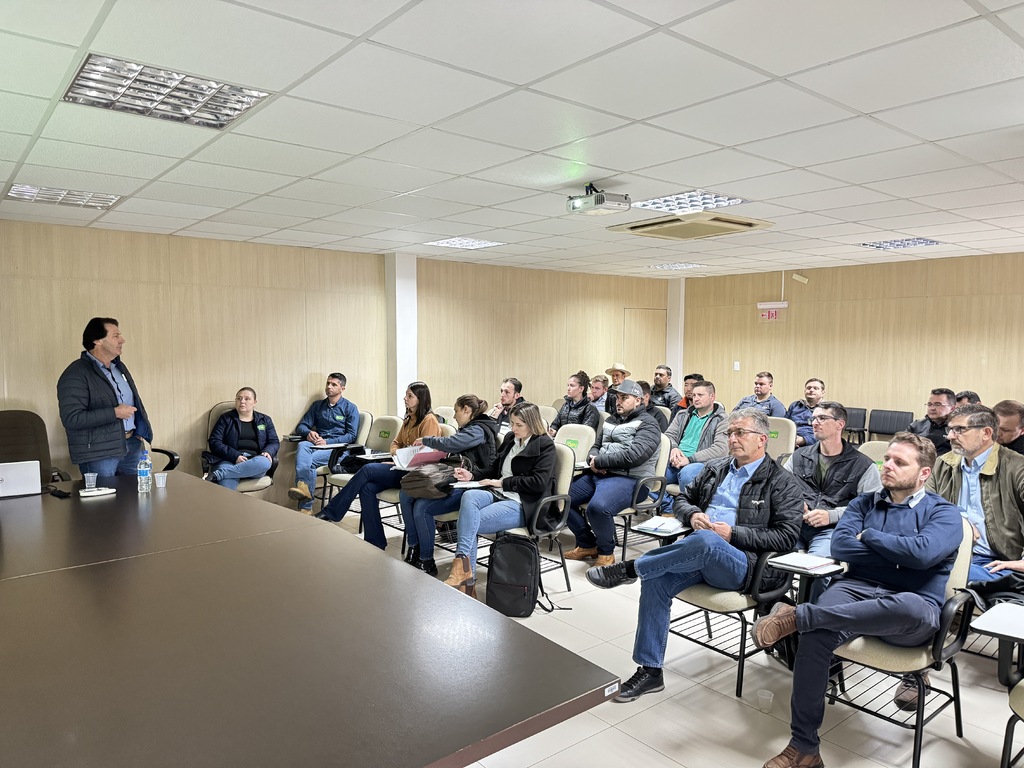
623, 308, 668, 385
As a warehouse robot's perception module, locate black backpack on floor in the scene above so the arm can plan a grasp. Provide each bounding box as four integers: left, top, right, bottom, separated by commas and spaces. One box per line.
486, 533, 541, 618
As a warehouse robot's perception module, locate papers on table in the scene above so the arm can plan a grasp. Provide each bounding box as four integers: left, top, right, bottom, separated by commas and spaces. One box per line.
392, 445, 447, 470
634, 516, 685, 536
357, 452, 392, 461
770, 552, 843, 574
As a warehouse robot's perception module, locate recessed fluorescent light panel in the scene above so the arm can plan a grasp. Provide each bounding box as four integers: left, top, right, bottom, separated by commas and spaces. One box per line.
62, 54, 271, 129
632, 189, 746, 215
858, 237, 941, 250
650, 262, 707, 271
5, 183, 121, 209
423, 237, 507, 249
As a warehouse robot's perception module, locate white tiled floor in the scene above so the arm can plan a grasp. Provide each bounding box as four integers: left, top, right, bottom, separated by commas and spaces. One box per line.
329, 507, 1020, 768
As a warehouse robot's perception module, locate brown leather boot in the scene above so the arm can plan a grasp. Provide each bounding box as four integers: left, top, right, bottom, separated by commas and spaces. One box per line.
444, 554, 476, 597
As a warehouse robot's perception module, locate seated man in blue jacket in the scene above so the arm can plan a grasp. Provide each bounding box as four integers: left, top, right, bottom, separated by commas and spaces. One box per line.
753, 431, 963, 768
288, 373, 359, 512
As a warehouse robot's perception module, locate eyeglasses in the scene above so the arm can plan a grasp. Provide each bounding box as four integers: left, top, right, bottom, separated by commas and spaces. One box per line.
946, 425, 983, 436
926, 402, 950, 408
810, 415, 836, 423
726, 428, 766, 438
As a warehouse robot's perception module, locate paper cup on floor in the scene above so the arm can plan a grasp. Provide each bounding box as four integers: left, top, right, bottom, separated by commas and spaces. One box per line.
757, 689, 774, 713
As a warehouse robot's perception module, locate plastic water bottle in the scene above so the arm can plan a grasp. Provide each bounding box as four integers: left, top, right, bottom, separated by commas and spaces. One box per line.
137, 451, 152, 493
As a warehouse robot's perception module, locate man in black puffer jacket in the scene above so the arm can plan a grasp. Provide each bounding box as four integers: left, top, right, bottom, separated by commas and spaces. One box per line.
585, 408, 802, 703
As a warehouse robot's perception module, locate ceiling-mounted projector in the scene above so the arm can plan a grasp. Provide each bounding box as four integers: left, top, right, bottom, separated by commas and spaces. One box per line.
567, 185, 631, 215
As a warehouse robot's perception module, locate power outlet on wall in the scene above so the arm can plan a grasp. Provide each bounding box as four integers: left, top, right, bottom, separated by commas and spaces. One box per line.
733, 361, 740, 371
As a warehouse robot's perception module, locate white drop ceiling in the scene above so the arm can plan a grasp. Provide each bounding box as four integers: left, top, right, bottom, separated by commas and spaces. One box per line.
2, 0, 1024, 278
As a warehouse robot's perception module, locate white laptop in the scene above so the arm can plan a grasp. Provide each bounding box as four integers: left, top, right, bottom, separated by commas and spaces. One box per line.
0, 460, 41, 498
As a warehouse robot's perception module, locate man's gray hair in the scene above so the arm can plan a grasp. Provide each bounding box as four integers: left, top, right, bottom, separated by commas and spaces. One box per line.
729, 408, 770, 434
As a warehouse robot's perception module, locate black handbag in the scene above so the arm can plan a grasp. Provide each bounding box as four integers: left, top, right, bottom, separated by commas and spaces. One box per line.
400, 462, 456, 499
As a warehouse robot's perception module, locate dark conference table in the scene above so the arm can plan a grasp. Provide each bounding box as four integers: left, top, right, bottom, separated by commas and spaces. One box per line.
0, 474, 618, 767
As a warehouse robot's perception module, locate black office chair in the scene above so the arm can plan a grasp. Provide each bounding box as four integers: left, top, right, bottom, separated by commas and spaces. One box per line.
141, 440, 180, 472
0, 409, 70, 483
868, 409, 914, 439
844, 407, 867, 444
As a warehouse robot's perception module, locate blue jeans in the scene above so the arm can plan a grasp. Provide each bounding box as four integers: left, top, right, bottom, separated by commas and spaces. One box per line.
662, 462, 703, 511
320, 462, 403, 549
295, 442, 333, 510
632, 531, 749, 667
969, 553, 1002, 582
457, 489, 524, 572
567, 474, 638, 555
400, 489, 464, 559
79, 436, 144, 480
211, 456, 272, 491
789, 578, 939, 754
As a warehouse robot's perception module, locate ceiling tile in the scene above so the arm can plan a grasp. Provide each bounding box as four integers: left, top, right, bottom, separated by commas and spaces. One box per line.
866, 165, 1014, 198
671, 0, 975, 75
724, 170, 845, 199
272, 179, 392, 206
533, 32, 765, 119
236, 96, 417, 154
791, 20, 1024, 113
589, 173, 686, 201
91, 0, 349, 91
398, 220, 483, 237
437, 91, 628, 152
253, 230, 339, 245
416, 177, 534, 206
236, 196, 346, 218
41, 103, 216, 156
183, 222, 277, 238
367, 129, 529, 175
176, 230, 250, 242
958, 200, 1024, 219
809, 144, 971, 184
0, 92, 48, 135
326, 208, 424, 228
158, 161, 296, 194
999, 5, 1024, 37
370, 0, 650, 84
316, 158, 452, 193
603, 0, 720, 24
90, 221, 182, 235
0, 31, 77, 98
913, 183, 1024, 209
367, 194, 475, 218
652, 82, 854, 146
443, 208, 546, 228
13, 165, 147, 196
471, 154, 617, 192
0, 199, 102, 221
0, 159, 13, 180
134, 181, 256, 208
639, 149, 789, 188
238, 0, 410, 36
509, 218, 606, 236
938, 125, 1024, 163
0, 0, 106, 45
990, 157, 1024, 182
191, 134, 349, 176
290, 43, 511, 125
877, 78, 1024, 140
979, 0, 1022, 9
96, 211, 197, 230
494, 192, 578, 217
115, 198, 221, 219
210, 210, 309, 228
812, 199, 934, 222
291, 220, 382, 238
0, 131, 31, 162
25, 139, 179, 178
740, 118, 918, 166
861, 211, 969, 230
547, 124, 714, 172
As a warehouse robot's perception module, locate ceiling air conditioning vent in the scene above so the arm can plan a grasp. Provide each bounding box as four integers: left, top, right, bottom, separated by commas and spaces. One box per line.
607, 211, 772, 241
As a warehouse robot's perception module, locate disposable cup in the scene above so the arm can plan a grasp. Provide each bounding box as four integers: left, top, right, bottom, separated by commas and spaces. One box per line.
154, 472, 168, 488
757, 689, 774, 713
83, 472, 98, 490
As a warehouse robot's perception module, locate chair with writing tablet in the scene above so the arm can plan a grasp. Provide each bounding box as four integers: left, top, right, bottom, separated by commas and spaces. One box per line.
198, 402, 274, 495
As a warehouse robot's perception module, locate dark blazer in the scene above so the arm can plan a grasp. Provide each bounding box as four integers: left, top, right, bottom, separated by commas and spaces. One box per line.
473, 432, 558, 529
204, 410, 280, 465
57, 352, 152, 465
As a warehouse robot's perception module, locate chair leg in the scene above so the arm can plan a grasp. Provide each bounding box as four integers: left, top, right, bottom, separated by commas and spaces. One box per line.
555, 538, 571, 592
735, 612, 748, 697
1001, 713, 1021, 768
621, 516, 630, 562
704, 611, 713, 639
911, 672, 926, 768
950, 659, 964, 737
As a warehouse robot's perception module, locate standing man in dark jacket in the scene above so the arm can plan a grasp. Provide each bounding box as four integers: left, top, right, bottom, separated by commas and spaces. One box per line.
585, 408, 802, 702
754, 432, 963, 768
57, 317, 153, 479
565, 379, 662, 566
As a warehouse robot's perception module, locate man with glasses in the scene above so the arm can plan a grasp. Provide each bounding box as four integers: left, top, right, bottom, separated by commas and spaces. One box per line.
909, 387, 955, 455
927, 403, 1024, 584
584, 408, 802, 702
783, 403, 881, 569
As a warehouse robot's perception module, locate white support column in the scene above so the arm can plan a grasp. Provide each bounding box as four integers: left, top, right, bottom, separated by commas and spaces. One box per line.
385, 253, 418, 416
666, 277, 685, 377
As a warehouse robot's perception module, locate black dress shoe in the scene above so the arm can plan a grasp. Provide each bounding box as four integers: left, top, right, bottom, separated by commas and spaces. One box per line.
314, 511, 335, 521
416, 558, 439, 577
586, 561, 637, 589
404, 545, 420, 565
614, 666, 665, 702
